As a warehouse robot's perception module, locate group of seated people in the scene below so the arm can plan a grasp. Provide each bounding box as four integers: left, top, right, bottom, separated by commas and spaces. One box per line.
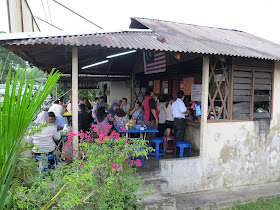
91, 97, 144, 133
28, 96, 144, 160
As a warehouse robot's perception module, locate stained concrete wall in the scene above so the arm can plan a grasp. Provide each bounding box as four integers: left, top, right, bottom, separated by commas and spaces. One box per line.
185, 123, 200, 150
160, 61, 280, 194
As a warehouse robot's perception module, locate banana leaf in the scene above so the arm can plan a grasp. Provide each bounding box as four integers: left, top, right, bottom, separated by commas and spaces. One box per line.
0, 66, 61, 210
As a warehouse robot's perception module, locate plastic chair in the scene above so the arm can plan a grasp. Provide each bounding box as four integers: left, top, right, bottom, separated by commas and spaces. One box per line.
174, 142, 192, 158
163, 136, 175, 153
149, 137, 165, 159
129, 155, 145, 168
36, 154, 58, 171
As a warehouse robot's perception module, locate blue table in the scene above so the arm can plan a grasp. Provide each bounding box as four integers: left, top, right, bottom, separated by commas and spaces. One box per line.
114, 125, 158, 140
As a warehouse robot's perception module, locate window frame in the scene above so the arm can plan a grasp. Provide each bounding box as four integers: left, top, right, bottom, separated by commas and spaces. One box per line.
208, 57, 274, 122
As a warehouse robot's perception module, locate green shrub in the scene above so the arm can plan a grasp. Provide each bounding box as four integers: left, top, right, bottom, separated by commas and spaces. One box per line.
13, 125, 153, 209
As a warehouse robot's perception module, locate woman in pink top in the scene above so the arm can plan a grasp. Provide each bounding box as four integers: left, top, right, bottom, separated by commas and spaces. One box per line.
96, 107, 114, 133
165, 96, 174, 136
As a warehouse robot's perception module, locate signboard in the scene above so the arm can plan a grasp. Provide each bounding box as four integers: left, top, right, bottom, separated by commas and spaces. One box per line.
191, 84, 202, 101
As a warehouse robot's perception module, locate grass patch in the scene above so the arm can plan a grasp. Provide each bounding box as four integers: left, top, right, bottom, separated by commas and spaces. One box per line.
228, 196, 280, 210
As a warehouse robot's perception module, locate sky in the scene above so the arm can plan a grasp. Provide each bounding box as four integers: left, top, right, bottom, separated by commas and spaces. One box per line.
1, 0, 280, 44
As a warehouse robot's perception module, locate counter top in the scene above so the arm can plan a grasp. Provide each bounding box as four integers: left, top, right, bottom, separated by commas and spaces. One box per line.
185, 119, 200, 127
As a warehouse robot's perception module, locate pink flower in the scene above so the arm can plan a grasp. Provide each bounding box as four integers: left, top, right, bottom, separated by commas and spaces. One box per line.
80, 163, 84, 167
80, 151, 83, 154
73, 149, 78, 152
126, 140, 128, 144
111, 164, 118, 169
121, 125, 126, 131
68, 156, 72, 160
61, 153, 65, 157
66, 143, 71, 149
106, 123, 112, 129
115, 133, 120, 138
135, 159, 142, 167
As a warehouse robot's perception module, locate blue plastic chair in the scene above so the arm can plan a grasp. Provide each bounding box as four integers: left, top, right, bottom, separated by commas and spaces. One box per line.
149, 137, 165, 159
174, 142, 192, 158
36, 154, 58, 170
129, 155, 145, 168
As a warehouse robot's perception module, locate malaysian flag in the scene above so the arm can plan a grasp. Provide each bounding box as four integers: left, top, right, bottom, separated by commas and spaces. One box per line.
143, 51, 166, 74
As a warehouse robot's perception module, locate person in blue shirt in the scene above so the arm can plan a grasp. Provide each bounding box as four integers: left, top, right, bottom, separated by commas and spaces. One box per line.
97, 96, 106, 109
171, 90, 188, 147
48, 111, 68, 130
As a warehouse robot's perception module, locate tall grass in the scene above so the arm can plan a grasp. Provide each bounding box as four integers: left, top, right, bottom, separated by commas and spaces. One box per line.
0, 66, 61, 209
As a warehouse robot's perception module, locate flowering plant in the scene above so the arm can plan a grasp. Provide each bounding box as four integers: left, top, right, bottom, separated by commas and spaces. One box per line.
13, 123, 153, 209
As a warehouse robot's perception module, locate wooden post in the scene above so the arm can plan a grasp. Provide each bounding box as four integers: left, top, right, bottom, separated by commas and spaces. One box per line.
131, 73, 135, 107
72, 46, 79, 160
200, 56, 210, 156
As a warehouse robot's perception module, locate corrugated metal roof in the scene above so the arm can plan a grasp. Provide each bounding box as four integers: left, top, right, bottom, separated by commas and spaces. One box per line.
1, 17, 280, 61
130, 17, 280, 61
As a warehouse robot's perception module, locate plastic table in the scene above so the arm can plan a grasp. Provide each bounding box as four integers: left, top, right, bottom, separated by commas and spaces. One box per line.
114, 125, 158, 140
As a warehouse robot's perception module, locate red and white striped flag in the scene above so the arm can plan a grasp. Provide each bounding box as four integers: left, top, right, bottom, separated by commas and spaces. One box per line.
143, 51, 166, 74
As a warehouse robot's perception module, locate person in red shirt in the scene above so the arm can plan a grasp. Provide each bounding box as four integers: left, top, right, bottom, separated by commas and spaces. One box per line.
143, 88, 159, 141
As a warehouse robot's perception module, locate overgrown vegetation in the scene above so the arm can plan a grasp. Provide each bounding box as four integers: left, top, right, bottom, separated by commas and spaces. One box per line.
12, 125, 153, 209
0, 65, 61, 209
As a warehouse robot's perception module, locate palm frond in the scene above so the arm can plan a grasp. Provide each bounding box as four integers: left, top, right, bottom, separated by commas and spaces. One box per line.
0, 66, 61, 210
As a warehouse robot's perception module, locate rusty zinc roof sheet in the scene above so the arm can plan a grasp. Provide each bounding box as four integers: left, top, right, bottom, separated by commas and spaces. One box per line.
1, 17, 280, 61
130, 17, 280, 61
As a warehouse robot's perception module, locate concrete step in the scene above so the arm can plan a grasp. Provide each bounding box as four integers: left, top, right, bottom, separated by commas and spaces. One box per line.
137, 170, 162, 180
144, 178, 169, 194
140, 193, 177, 210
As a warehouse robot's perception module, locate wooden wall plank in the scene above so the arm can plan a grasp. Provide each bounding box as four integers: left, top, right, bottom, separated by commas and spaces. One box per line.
233, 78, 251, 83
234, 84, 251, 89
255, 72, 272, 79
233, 90, 251, 95
254, 95, 270, 101
255, 78, 271, 85
234, 71, 252, 78
254, 84, 271, 90
233, 96, 251, 101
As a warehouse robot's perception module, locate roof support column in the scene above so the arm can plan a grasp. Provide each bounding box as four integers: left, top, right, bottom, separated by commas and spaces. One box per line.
72, 46, 79, 160
200, 55, 209, 157
131, 73, 135, 107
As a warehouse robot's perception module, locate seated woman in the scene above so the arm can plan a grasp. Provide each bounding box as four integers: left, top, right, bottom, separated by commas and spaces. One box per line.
114, 108, 129, 126
96, 107, 114, 133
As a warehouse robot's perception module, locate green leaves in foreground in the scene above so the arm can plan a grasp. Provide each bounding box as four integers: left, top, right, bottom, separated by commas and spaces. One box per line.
0, 66, 61, 210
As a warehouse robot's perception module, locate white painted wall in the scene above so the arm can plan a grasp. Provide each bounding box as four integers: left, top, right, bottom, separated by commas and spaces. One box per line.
159, 61, 280, 194
110, 81, 131, 106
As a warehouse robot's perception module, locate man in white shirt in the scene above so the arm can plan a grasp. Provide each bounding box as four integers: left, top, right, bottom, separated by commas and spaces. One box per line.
29, 126, 61, 155
92, 97, 99, 119
48, 100, 64, 116
171, 90, 188, 146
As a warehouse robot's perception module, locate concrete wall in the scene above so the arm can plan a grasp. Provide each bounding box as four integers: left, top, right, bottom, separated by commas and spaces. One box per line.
185, 123, 200, 150
110, 81, 132, 105
159, 61, 280, 194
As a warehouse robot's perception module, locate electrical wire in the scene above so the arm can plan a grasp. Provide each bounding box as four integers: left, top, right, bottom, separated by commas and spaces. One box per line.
34, 16, 63, 31
46, 0, 53, 30
52, 0, 102, 29
40, 0, 50, 30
